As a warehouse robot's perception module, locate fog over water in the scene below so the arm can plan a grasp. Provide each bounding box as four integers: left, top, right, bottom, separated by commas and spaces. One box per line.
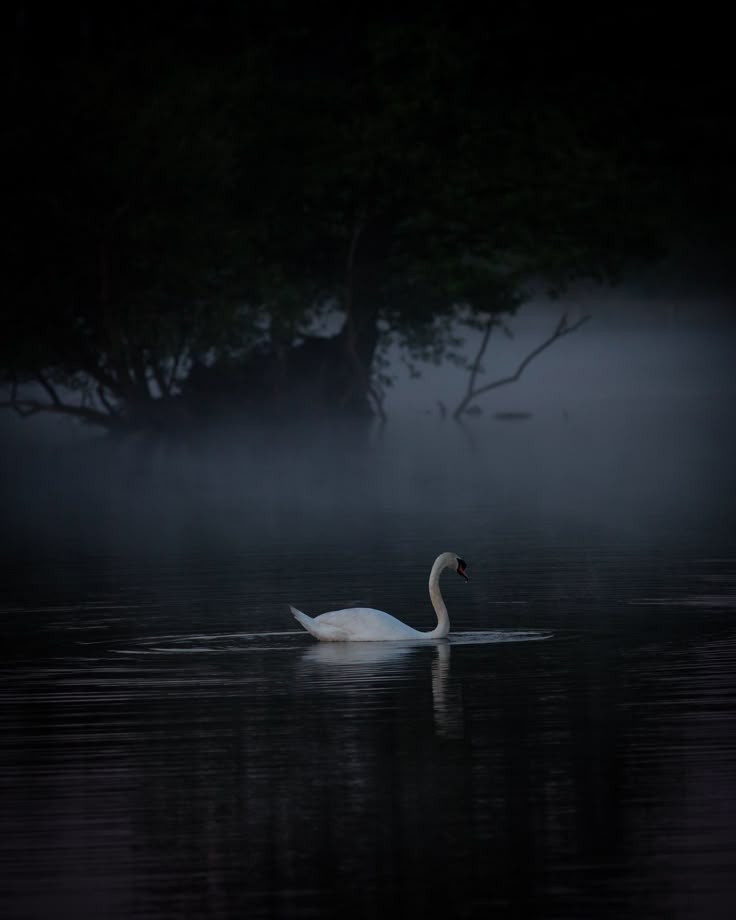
2, 289, 734, 555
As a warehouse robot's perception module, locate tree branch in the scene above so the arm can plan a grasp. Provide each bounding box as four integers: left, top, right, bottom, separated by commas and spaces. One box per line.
367, 378, 387, 423
0, 397, 117, 427
3, 372, 119, 427
150, 359, 170, 398
98, 242, 135, 394
454, 314, 496, 421
453, 312, 591, 419
339, 217, 387, 422
168, 340, 187, 392
35, 371, 63, 407
97, 384, 118, 415
76, 349, 124, 397
128, 343, 153, 399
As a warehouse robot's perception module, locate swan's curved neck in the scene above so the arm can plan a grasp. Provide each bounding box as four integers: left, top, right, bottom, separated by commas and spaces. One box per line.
427, 555, 451, 639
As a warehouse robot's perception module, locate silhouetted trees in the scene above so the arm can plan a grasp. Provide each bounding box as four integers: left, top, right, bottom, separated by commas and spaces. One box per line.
3, 4, 732, 433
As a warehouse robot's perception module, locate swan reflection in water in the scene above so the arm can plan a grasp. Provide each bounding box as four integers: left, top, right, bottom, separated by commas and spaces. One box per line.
299, 639, 464, 739
431, 642, 463, 739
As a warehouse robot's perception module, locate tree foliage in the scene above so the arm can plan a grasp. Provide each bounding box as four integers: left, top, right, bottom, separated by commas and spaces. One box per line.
3, 3, 729, 432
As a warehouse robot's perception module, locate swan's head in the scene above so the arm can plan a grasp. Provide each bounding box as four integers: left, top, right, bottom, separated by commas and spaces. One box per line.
455, 557, 469, 581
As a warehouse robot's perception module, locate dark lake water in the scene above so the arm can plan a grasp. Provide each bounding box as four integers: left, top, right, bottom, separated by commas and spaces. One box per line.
2, 412, 736, 919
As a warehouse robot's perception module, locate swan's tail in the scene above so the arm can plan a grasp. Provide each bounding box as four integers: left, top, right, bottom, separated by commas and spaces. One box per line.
290, 605, 316, 636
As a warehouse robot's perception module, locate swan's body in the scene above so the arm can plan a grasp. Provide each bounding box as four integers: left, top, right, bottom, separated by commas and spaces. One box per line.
290, 551, 468, 642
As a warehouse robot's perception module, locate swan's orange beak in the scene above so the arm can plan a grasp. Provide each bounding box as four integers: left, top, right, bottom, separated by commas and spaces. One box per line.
458, 564, 469, 581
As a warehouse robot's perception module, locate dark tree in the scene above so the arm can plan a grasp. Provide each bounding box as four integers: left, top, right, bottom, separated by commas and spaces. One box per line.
3, 4, 731, 433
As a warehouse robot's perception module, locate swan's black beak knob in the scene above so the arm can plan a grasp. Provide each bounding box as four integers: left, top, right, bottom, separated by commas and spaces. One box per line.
457, 558, 469, 581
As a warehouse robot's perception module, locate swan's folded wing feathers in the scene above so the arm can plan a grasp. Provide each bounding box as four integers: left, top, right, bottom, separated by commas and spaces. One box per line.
313, 607, 423, 641
290, 606, 316, 633
291, 605, 353, 641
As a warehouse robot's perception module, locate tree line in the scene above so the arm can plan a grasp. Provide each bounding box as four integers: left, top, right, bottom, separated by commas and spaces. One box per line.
3, 3, 732, 433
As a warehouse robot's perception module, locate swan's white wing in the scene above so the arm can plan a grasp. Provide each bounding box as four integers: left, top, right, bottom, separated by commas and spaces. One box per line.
311, 607, 425, 641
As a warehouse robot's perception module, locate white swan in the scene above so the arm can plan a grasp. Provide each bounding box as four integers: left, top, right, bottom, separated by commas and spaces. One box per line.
290, 552, 468, 642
